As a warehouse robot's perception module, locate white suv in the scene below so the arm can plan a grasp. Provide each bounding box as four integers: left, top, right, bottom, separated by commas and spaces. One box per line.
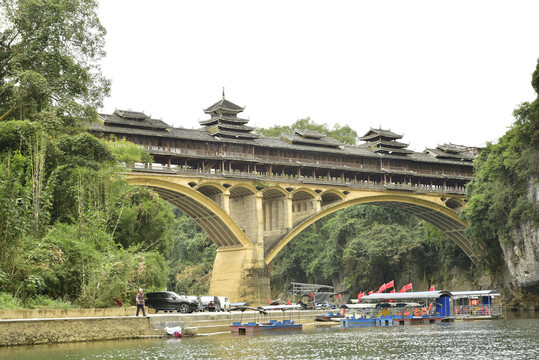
218, 296, 230, 311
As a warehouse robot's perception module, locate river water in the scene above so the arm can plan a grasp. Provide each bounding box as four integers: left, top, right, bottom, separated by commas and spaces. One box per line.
2, 312, 537, 360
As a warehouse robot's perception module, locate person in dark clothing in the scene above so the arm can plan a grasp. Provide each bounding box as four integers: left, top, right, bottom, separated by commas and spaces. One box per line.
136, 288, 146, 316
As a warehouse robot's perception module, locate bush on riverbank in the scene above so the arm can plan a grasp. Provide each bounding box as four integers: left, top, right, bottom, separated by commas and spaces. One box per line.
0, 292, 76, 309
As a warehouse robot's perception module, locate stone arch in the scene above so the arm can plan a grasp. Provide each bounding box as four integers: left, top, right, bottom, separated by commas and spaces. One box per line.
127, 176, 251, 248
291, 187, 319, 199
261, 186, 289, 234
290, 188, 319, 227
196, 183, 227, 208
262, 186, 289, 198
227, 184, 259, 241
264, 193, 476, 265
320, 189, 345, 207
228, 184, 258, 198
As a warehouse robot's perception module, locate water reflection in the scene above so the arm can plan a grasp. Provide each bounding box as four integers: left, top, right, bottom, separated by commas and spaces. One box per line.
2, 314, 538, 360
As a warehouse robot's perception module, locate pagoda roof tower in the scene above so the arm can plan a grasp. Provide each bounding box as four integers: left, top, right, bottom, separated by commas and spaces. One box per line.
359, 128, 412, 155
199, 90, 259, 139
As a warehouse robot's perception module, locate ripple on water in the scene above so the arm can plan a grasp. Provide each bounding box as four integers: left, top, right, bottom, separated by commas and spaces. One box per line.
2, 318, 538, 360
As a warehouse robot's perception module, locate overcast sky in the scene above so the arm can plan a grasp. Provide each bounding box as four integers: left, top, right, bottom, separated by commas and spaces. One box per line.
98, 1, 539, 151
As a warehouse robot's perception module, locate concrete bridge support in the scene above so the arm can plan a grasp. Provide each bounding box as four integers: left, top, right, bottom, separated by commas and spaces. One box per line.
210, 245, 270, 306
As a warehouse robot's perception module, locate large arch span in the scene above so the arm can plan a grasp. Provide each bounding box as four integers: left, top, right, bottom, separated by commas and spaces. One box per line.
126, 176, 251, 248
265, 193, 475, 264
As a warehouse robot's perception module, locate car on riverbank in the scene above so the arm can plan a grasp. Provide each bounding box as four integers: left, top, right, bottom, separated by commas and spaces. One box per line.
200, 296, 222, 312
218, 296, 231, 311
145, 291, 199, 313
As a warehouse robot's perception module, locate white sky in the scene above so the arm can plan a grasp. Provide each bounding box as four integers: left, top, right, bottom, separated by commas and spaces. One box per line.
98, 0, 539, 151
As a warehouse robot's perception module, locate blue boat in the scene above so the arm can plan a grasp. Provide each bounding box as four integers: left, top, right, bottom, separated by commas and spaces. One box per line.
230, 305, 303, 335
341, 291, 451, 328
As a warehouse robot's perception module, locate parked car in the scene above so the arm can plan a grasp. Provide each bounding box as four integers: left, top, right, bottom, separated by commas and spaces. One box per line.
145, 291, 199, 313
200, 295, 222, 312
185, 295, 203, 312
218, 296, 231, 311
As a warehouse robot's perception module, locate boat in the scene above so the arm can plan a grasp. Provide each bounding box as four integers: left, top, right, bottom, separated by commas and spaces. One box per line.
315, 311, 344, 322
341, 291, 452, 328
230, 305, 303, 335
451, 290, 503, 320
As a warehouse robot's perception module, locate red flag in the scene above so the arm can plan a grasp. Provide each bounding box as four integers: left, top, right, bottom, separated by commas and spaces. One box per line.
374, 290, 380, 294
404, 283, 413, 291
399, 283, 412, 293
368, 291, 373, 295
429, 285, 435, 291
337, 294, 341, 299
311, 293, 314, 297
357, 292, 364, 299
389, 289, 395, 293
379, 283, 386, 292
385, 280, 394, 289
287, 298, 290, 305
267, 297, 270, 304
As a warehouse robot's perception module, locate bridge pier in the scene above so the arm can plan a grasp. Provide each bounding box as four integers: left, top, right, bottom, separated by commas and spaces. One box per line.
209, 244, 270, 306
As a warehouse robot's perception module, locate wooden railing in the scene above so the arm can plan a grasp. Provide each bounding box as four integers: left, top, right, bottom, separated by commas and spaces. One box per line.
140, 145, 473, 178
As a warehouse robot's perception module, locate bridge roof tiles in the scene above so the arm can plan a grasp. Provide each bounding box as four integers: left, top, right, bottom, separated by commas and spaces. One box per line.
113, 109, 149, 120
280, 132, 343, 148
204, 98, 245, 114
199, 115, 250, 126
207, 123, 256, 132
90, 120, 474, 168
359, 128, 403, 141
365, 139, 409, 149
209, 129, 260, 139
294, 129, 324, 139
424, 147, 475, 161
371, 146, 414, 155
98, 113, 170, 131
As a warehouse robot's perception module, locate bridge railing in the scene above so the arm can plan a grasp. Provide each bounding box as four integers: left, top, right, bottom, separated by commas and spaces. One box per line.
129, 164, 466, 194
141, 146, 474, 178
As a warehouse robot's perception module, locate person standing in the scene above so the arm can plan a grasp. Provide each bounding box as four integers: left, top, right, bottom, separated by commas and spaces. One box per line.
136, 288, 146, 316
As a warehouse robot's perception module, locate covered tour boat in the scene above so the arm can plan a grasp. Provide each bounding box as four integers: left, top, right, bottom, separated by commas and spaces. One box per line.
341, 291, 452, 327
451, 290, 503, 319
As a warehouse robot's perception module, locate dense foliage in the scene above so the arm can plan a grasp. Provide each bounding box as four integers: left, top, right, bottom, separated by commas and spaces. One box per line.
0, 121, 172, 307
464, 59, 539, 270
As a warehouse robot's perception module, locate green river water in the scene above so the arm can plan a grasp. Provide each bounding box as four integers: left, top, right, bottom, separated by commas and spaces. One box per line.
1, 312, 537, 359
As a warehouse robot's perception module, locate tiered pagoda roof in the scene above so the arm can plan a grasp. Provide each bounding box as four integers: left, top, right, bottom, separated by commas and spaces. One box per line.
280, 129, 343, 148
359, 128, 412, 155
98, 109, 170, 131
199, 93, 259, 140
424, 144, 475, 162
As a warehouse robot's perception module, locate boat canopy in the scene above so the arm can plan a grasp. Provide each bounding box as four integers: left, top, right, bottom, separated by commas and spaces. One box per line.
451, 290, 501, 299
288, 282, 333, 295
259, 304, 303, 311
360, 290, 452, 301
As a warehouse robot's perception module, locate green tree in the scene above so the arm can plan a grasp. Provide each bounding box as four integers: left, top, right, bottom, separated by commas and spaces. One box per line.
0, 0, 110, 131
109, 187, 174, 254
258, 117, 358, 145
